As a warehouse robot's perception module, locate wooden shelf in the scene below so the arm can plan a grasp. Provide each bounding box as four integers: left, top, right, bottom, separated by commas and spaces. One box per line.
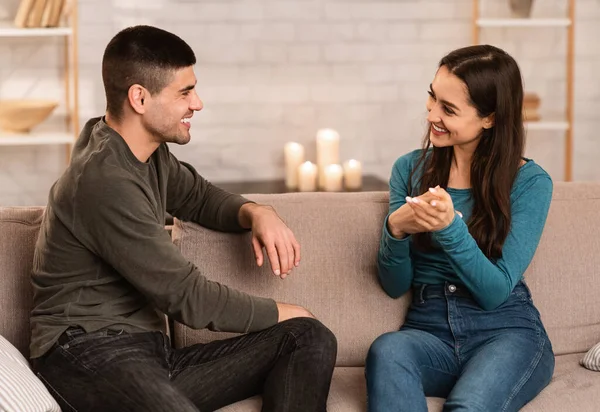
525, 121, 570, 131
472, 0, 575, 181
0, 22, 72, 37
0, 131, 74, 146
476, 18, 571, 28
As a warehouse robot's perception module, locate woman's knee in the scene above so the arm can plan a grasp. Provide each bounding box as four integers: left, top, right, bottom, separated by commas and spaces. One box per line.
367, 332, 414, 369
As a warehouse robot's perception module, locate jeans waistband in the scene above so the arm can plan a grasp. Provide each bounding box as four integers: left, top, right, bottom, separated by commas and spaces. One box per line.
412, 282, 473, 302
57, 326, 87, 346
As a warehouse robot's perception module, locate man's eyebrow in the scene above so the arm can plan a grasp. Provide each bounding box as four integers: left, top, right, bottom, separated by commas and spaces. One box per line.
178, 82, 197, 93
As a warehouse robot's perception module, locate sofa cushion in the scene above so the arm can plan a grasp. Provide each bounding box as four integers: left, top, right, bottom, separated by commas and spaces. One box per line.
0, 334, 60, 412
523, 182, 600, 355
215, 354, 600, 412
172, 192, 411, 367
0, 207, 45, 357
173, 183, 600, 364
215, 367, 368, 412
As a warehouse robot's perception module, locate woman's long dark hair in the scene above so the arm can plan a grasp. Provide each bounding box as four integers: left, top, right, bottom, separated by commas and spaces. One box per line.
410, 45, 525, 259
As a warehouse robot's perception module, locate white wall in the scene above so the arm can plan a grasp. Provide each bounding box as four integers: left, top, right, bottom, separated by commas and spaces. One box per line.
0, 0, 598, 205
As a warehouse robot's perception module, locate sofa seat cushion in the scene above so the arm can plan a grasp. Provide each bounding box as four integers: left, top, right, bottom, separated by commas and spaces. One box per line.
521, 353, 600, 412
216, 367, 367, 412
216, 354, 600, 411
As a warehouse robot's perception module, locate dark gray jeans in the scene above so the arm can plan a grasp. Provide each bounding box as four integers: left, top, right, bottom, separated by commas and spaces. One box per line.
32, 317, 337, 412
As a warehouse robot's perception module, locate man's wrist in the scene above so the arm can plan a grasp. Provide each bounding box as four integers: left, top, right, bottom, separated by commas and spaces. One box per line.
238, 202, 259, 229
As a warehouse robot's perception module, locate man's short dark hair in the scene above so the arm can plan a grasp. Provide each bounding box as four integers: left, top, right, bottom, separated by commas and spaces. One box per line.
102, 25, 196, 121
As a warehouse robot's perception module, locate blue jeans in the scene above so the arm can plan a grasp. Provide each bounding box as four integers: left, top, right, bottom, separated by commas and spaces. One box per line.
366, 282, 554, 412
32, 317, 336, 412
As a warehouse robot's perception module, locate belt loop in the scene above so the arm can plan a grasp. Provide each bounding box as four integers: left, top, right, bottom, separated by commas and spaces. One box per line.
419, 284, 426, 304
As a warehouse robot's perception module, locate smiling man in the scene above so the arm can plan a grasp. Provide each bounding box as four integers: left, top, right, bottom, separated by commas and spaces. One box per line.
29, 25, 336, 412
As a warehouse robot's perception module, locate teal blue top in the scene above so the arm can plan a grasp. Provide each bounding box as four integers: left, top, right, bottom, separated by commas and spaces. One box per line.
378, 149, 553, 310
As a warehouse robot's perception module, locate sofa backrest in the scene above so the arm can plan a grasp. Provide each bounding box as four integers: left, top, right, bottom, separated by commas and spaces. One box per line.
1, 182, 599, 362
172, 183, 600, 366
172, 192, 408, 367
0, 207, 45, 357
523, 182, 600, 355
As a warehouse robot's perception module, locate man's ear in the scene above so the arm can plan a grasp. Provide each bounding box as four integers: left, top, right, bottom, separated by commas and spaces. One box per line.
128, 84, 147, 115
483, 113, 495, 130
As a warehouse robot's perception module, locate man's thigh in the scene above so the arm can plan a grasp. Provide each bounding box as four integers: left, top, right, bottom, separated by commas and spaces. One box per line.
169, 317, 335, 411
33, 330, 199, 412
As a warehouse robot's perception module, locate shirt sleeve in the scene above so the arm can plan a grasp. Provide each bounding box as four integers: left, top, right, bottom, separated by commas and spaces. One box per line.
377, 153, 417, 298
165, 149, 251, 232
73, 171, 278, 333
432, 174, 553, 310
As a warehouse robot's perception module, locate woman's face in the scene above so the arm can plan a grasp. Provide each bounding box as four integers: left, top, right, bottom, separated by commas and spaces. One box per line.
425, 65, 494, 151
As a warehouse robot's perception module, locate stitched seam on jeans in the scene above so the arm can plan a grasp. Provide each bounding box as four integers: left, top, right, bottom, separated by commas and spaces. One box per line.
522, 301, 542, 338
282, 345, 295, 412
500, 337, 546, 412
36, 372, 79, 412
445, 297, 461, 365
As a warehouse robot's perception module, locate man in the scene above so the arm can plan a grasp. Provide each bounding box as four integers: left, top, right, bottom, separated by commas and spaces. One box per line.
30, 25, 336, 412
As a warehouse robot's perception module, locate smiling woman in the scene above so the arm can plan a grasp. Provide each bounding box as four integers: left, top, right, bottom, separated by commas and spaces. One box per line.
367, 44, 555, 412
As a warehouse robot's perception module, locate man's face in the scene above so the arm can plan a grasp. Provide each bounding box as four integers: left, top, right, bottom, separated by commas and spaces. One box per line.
142, 66, 203, 145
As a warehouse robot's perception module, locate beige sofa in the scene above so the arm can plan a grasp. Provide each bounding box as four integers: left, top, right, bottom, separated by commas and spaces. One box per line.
1, 182, 600, 411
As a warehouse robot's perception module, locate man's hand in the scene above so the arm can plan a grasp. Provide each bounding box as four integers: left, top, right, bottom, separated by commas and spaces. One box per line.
239, 203, 300, 279
276, 302, 315, 322
406, 186, 457, 232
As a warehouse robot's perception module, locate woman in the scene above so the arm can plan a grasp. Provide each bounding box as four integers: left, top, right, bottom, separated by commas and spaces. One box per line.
366, 45, 555, 412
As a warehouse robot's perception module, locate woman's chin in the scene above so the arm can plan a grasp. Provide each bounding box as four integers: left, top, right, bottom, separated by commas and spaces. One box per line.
429, 132, 451, 147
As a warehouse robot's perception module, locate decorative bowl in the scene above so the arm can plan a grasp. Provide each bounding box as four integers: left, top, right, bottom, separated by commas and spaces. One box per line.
0, 100, 59, 133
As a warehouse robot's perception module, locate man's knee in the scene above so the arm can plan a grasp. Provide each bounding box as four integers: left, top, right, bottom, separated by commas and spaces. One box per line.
281, 317, 337, 358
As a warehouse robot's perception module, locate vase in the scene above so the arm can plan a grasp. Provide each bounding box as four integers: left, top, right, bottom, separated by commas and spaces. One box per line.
509, 0, 534, 18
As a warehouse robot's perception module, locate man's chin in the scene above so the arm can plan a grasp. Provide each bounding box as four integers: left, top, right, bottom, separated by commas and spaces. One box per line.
165, 134, 191, 145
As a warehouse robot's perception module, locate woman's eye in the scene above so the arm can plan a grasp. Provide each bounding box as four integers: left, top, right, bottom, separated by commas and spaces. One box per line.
443, 106, 455, 115
427, 90, 435, 99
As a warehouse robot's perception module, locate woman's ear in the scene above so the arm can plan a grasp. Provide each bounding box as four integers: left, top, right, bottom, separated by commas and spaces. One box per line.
128, 84, 147, 115
483, 113, 495, 130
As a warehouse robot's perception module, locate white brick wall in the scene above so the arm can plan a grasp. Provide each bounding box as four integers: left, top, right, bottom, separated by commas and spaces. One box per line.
1, 0, 599, 205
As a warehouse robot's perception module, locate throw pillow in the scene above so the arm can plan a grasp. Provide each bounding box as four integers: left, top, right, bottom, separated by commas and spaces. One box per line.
580, 341, 600, 372
0, 335, 60, 412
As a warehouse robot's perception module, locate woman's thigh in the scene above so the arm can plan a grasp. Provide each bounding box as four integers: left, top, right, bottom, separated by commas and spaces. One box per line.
444, 330, 554, 411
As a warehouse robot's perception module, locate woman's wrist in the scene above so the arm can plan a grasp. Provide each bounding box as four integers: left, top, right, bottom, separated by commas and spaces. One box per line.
387, 215, 407, 239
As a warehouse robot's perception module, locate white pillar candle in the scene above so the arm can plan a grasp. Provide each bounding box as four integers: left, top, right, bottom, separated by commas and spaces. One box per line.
323, 164, 344, 192
316, 128, 340, 189
297, 161, 318, 192
284, 142, 305, 189
343, 159, 362, 191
